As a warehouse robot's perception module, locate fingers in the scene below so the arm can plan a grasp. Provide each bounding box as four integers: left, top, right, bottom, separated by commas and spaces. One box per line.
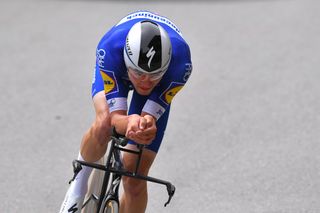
126, 114, 140, 138
130, 134, 155, 145
139, 117, 147, 130
126, 114, 157, 145
138, 115, 157, 137
138, 115, 155, 130
130, 128, 156, 145
144, 114, 155, 128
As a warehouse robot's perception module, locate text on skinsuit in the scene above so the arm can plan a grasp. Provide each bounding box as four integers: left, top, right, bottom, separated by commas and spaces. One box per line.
97, 49, 106, 68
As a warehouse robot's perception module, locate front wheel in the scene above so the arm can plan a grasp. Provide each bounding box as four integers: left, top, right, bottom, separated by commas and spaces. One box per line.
100, 199, 119, 213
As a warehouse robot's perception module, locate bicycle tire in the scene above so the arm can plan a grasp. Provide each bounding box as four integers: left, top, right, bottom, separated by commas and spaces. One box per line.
100, 199, 119, 213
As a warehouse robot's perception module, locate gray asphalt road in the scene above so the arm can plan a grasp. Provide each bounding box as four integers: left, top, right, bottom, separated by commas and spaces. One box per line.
1, 0, 320, 212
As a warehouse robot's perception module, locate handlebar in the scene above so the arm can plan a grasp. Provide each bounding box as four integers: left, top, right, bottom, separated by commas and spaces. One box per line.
165, 183, 175, 207
110, 126, 175, 206
111, 126, 128, 147
70, 126, 176, 207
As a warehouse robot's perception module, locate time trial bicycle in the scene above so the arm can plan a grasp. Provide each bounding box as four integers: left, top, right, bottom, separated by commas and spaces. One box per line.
68, 127, 176, 213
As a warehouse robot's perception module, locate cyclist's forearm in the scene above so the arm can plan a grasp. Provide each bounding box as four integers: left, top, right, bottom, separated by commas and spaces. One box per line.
110, 111, 129, 135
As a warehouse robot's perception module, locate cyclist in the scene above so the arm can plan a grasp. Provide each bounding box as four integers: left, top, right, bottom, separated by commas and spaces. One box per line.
59, 10, 192, 213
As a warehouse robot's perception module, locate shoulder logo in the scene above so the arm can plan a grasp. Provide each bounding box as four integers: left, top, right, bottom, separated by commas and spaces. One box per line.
100, 70, 118, 95
160, 82, 184, 105
165, 86, 183, 104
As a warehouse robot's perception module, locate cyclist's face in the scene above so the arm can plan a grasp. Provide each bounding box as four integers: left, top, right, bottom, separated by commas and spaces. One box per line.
128, 68, 162, 95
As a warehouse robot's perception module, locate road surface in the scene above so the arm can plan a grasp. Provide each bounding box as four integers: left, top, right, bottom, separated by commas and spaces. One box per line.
1, 0, 319, 212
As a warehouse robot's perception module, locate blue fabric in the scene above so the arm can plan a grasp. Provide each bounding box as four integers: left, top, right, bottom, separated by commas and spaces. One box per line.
90, 11, 192, 154
127, 92, 171, 153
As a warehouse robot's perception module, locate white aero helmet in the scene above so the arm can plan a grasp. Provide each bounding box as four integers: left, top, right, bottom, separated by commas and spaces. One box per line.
124, 20, 172, 76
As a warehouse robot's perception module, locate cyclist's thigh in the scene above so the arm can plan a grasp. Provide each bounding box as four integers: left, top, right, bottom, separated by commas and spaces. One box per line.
122, 144, 157, 175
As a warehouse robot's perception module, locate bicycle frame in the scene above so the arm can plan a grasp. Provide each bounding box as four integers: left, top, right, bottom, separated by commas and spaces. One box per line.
69, 131, 175, 213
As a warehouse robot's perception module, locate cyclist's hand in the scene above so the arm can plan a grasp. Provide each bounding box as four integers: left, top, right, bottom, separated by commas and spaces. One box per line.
137, 114, 157, 140
126, 114, 157, 145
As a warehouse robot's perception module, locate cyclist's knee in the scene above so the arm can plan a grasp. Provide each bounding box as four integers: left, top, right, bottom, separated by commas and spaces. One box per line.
121, 147, 156, 197
122, 177, 147, 197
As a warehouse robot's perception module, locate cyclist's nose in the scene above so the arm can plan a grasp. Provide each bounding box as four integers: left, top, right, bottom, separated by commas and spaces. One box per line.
140, 74, 151, 82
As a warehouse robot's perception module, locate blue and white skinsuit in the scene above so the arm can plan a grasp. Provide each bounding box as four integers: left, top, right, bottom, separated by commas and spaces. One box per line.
91, 11, 193, 153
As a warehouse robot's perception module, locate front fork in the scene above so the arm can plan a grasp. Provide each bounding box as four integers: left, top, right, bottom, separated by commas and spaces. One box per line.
106, 173, 122, 202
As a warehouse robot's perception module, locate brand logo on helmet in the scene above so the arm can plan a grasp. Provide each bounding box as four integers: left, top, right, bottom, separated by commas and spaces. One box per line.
126, 37, 133, 56
146, 46, 156, 68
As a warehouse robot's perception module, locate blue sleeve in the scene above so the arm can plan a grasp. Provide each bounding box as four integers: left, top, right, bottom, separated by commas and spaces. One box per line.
96, 35, 129, 112
142, 41, 192, 119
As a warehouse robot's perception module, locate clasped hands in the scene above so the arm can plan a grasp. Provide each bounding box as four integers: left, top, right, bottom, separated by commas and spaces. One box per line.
126, 114, 157, 145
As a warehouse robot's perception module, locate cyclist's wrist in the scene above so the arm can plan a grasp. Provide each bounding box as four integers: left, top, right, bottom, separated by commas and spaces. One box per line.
110, 111, 129, 135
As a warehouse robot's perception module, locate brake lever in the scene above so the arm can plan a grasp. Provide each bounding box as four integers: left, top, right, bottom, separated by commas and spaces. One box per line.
69, 160, 82, 184
164, 184, 175, 207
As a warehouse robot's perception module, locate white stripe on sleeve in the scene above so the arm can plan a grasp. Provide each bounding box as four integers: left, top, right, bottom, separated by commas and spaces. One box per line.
142, 100, 166, 120
107, 97, 128, 112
